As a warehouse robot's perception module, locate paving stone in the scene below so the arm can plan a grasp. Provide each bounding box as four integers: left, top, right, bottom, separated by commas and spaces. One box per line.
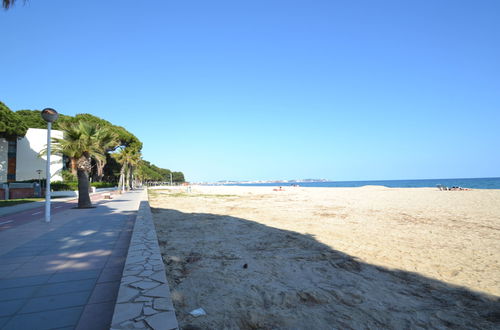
121, 275, 143, 285
153, 264, 163, 271
112, 302, 143, 325
48, 269, 100, 283
145, 311, 178, 330
20, 290, 91, 313
0, 299, 27, 317
139, 270, 154, 277
0, 274, 51, 289
122, 269, 143, 277
2, 306, 83, 330
130, 280, 161, 290
88, 281, 120, 304
110, 192, 178, 328
98, 265, 124, 283
133, 320, 148, 328
144, 285, 170, 298
116, 285, 140, 303
143, 306, 156, 316
0, 317, 10, 328
35, 278, 96, 297
0, 256, 34, 265
0, 286, 39, 302
121, 320, 135, 328
151, 271, 167, 284
75, 301, 115, 330
126, 252, 144, 259
129, 244, 147, 252
134, 296, 153, 302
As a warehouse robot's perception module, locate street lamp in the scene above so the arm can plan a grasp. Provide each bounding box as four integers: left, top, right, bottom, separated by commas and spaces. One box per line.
36, 169, 42, 184
41, 108, 59, 223
36, 169, 42, 197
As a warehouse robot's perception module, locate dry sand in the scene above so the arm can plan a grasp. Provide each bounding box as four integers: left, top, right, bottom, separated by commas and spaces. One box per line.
150, 185, 500, 329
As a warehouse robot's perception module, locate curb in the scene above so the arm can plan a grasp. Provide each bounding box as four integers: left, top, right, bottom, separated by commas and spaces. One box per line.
111, 190, 179, 330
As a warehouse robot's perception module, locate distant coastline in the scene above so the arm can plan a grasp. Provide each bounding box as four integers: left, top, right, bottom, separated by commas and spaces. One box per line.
201, 177, 500, 190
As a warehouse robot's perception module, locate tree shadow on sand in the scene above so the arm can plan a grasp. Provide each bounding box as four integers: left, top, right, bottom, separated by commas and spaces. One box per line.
151, 207, 500, 330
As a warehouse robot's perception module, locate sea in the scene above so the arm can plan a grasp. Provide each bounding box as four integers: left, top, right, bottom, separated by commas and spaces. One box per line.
223, 177, 500, 189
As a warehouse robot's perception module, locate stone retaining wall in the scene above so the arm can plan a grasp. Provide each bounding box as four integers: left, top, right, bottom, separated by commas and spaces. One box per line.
111, 191, 179, 330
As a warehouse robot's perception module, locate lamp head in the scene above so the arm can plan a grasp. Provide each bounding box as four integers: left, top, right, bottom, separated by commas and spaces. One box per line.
41, 108, 59, 123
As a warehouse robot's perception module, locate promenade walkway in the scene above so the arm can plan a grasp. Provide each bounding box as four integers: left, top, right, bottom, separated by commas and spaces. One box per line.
0, 190, 143, 329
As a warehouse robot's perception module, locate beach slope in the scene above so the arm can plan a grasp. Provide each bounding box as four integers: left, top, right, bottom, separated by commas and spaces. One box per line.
150, 186, 500, 329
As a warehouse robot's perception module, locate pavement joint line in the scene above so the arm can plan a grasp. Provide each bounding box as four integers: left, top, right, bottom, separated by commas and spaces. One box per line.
8, 301, 89, 317
31, 212, 42, 215
0, 190, 140, 329
0, 221, 13, 225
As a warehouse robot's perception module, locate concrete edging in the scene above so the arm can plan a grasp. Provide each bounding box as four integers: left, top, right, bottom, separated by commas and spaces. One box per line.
111, 190, 179, 330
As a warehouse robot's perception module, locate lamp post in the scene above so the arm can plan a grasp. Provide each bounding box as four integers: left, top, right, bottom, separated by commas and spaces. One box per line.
36, 169, 42, 197
41, 108, 59, 223
36, 169, 42, 184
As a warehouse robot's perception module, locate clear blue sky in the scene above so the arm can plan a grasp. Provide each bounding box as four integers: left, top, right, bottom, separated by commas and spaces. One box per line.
1, 0, 499, 182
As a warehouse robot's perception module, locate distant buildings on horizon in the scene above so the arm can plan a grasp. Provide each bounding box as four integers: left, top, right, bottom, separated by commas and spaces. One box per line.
194, 178, 329, 185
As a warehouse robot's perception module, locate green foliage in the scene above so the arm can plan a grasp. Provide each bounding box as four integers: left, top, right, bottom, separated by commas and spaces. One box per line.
50, 181, 116, 191
52, 121, 116, 160
4, 101, 185, 184
172, 171, 185, 183
15, 109, 72, 130
61, 169, 77, 182
73, 113, 113, 127
16, 109, 138, 151
113, 125, 142, 150
51, 181, 78, 191
138, 161, 164, 181
15, 110, 47, 129
91, 181, 116, 188
138, 161, 185, 183
0, 101, 28, 139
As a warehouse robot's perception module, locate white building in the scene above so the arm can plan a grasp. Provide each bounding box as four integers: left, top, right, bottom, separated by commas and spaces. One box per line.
0, 128, 64, 183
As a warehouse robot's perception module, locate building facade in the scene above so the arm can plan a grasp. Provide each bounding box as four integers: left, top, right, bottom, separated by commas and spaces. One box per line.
0, 128, 63, 183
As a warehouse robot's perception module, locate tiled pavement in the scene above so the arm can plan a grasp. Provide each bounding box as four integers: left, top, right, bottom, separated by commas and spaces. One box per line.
0, 190, 143, 330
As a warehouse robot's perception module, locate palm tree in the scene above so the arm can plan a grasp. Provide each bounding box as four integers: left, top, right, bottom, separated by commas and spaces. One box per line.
2, 0, 19, 9
127, 149, 141, 189
113, 147, 141, 192
93, 127, 119, 181
52, 121, 111, 208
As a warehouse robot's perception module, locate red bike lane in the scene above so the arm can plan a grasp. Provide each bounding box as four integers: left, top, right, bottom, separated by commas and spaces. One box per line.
0, 191, 118, 231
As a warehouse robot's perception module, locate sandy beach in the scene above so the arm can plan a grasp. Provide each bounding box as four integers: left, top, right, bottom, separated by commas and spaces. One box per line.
150, 185, 500, 329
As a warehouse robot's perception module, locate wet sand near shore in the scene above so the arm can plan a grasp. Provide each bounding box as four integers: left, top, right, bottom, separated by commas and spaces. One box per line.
150, 186, 500, 329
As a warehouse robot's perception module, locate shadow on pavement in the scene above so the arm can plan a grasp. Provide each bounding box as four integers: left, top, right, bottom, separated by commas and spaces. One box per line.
151, 207, 500, 329
0, 200, 137, 330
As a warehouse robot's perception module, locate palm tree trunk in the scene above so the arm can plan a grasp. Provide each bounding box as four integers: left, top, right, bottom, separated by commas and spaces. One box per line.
128, 166, 134, 190
77, 156, 93, 208
125, 165, 130, 191
95, 159, 105, 182
119, 164, 126, 192
70, 157, 78, 176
